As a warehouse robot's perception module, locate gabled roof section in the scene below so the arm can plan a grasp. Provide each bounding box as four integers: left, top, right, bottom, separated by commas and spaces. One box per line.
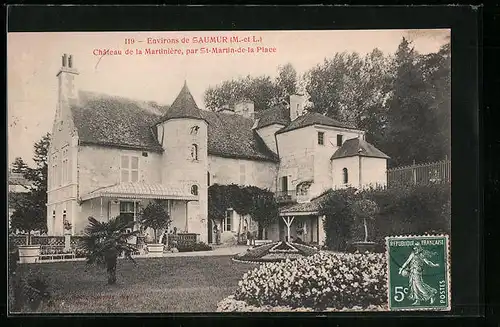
254, 104, 290, 129
279, 190, 331, 215
69, 90, 278, 162
200, 110, 279, 162
331, 137, 390, 160
276, 112, 357, 135
157, 82, 206, 123
71, 91, 165, 152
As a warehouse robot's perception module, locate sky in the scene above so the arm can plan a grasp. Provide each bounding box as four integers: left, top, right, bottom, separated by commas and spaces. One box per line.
7, 29, 449, 166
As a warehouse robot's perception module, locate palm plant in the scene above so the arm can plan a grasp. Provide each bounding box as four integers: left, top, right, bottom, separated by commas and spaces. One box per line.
79, 215, 139, 285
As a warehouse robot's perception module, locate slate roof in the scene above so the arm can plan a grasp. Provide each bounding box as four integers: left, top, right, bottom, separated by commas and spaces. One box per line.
331, 137, 390, 160
279, 191, 331, 215
71, 91, 165, 152
200, 111, 279, 162
157, 81, 206, 123
70, 87, 278, 162
254, 104, 290, 129
276, 112, 357, 134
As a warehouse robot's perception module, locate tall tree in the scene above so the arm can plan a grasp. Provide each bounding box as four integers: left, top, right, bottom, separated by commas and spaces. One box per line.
419, 42, 451, 160
304, 50, 392, 133
275, 63, 298, 102
383, 38, 448, 166
203, 64, 298, 112
304, 52, 365, 125
356, 49, 393, 147
11, 157, 28, 175
10, 133, 50, 240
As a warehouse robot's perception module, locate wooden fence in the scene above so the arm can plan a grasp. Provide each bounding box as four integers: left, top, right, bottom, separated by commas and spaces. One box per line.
387, 159, 451, 188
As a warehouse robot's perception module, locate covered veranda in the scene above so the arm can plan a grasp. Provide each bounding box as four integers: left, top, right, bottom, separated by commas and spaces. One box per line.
277, 198, 326, 245
78, 182, 198, 235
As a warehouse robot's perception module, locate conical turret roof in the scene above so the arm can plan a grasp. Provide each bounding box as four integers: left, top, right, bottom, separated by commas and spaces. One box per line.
157, 81, 206, 123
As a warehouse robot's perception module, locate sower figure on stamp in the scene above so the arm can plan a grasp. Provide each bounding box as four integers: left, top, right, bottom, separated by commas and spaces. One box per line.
399, 243, 440, 305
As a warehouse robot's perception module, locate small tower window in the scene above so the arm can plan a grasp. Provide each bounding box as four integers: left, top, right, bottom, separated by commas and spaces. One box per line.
190, 125, 200, 135
207, 171, 211, 186
317, 132, 325, 145
191, 185, 199, 196
191, 144, 198, 160
342, 168, 349, 184
337, 134, 343, 146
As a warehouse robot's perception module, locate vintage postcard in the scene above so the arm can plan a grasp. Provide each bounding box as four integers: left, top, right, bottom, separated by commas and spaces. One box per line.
8, 28, 451, 313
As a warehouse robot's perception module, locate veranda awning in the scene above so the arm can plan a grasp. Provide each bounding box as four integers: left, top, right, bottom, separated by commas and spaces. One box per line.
80, 182, 198, 202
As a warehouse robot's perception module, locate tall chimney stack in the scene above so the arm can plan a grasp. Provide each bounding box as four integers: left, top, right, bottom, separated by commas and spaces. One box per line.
56, 53, 79, 116
289, 94, 306, 121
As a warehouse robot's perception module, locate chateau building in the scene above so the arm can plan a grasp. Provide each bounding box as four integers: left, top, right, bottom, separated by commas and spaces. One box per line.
47, 54, 389, 245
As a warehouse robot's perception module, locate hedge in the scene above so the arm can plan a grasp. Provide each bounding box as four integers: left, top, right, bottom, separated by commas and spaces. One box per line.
319, 183, 451, 251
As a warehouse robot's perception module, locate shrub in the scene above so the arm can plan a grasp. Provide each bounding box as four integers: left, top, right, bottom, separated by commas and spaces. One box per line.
234, 252, 387, 310
9, 268, 52, 313
319, 184, 451, 250
176, 241, 212, 252
365, 183, 451, 244
319, 188, 358, 251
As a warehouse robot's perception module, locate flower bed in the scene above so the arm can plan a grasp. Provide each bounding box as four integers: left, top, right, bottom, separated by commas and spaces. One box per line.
234, 241, 318, 263
217, 295, 387, 312
225, 251, 387, 311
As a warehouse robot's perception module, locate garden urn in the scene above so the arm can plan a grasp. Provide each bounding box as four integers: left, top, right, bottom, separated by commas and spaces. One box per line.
18, 244, 41, 263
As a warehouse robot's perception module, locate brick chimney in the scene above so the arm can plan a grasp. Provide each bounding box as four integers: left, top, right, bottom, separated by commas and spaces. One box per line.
56, 54, 79, 113
289, 94, 306, 121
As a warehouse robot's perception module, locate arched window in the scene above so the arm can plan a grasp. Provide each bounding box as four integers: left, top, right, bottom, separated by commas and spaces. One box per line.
342, 168, 349, 184
191, 144, 198, 160
191, 185, 199, 196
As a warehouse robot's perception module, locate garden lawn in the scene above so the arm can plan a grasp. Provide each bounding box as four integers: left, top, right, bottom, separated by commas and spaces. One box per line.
16, 255, 255, 313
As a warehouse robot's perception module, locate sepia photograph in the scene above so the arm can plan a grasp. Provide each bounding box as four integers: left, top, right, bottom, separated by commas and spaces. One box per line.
8, 28, 451, 313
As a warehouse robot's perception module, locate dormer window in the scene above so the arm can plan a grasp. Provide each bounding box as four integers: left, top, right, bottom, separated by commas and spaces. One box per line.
190, 125, 200, 135
317, 132, 325, 145
296, 181, 311, 196
190, 144, 198, 160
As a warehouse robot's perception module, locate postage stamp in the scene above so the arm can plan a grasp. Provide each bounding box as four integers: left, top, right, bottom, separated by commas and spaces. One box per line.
385, 235, 451, 311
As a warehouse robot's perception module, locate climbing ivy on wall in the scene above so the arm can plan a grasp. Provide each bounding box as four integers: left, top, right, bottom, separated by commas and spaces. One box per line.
208, 184, 279, 236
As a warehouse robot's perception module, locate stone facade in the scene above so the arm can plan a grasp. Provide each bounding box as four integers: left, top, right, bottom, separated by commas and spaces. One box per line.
46, 53, 389, 246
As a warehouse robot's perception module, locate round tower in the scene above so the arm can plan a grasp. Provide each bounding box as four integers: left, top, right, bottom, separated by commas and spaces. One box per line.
157, 82, 209, 243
